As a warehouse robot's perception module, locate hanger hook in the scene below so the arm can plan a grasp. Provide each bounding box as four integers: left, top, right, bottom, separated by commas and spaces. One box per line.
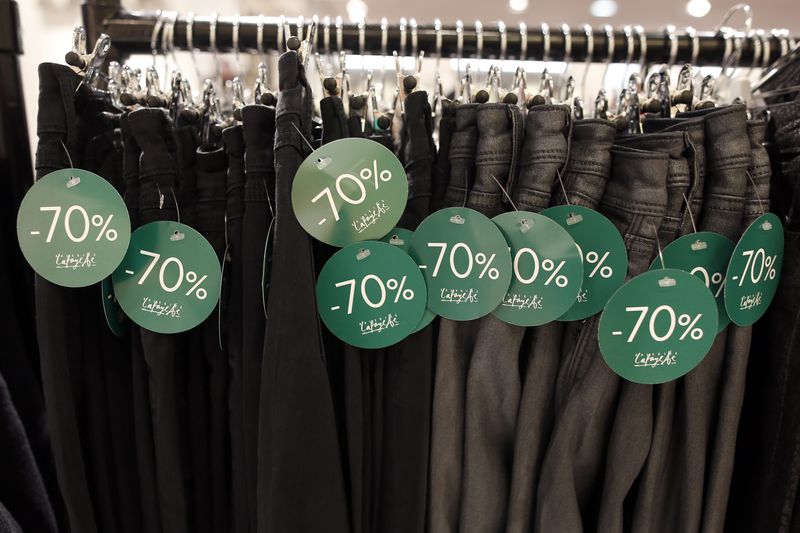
498, 21, 507, 62
358, 18, 366, 57
623, 25, 634, 88
456, 20, 464, 80
757, 29, 771, 68
475, 19, 484, 61
232, 14, 241, 77
256, 15, 265, 61
582, 24, 594, 102
748, 29, 762, 75
562, 23, 572, 72
600, 24, 614, 92
435, 18, 443, 60
519, 22, 528, 62
411, 18, 419, 59
541, 23, 550, 63
322, 16, 331, 56
665, 25, 678, 70
634, 24, 647, 76
334, 16, 343, 53
771, 28, 790, 57
716, 4, 753, 35
399, 18, 408, 57
686, 26, 699, 66
150, 10, 165, 67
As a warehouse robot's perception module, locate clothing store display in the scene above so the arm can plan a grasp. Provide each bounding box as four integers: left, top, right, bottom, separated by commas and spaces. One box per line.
7, 6, 800, 533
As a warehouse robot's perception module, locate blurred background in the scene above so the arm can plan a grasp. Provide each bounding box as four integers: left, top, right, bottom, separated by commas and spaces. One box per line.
16, 0, 800, 154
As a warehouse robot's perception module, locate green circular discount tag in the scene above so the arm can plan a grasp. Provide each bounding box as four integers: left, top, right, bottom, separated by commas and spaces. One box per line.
598, 268, 718, 384
112, 221, 222, 334
724, 213, 784, 326
381, 227, 436, 332
491, 212, 583, 326
292, 138, 408, 247
410, 207, 512, 321
316, 241, 427, 349
649, 232, 735, 334
16, 168, 131, 287
541, 205, 628, 321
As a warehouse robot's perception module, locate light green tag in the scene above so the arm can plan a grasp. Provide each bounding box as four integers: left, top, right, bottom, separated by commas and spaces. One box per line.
598, 268, 718, 384
316, 241, 427, 348
101, 277, 127, 337
381, 227, 436, 332
491, 212, 583, 326
17, 168, 131, 287
292, 138, 408, 247
541, 205, 628, 320
112, 221, 222, 334
410, 207, 512, 321
649, 231, 735, 334
724, 213, 784, 326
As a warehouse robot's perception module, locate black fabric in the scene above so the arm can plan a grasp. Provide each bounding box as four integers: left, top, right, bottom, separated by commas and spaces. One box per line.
195, 146, 231, 533
0, 371, 57, 533
129, 107, 189, 533
240, 103, 275, 532
222, 124, 249, 533
257, 50, 350, 533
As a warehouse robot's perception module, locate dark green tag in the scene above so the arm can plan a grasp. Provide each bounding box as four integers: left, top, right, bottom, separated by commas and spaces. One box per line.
541, 205, 628, 320
316, 241, 427, 348
491, 212, 583, 326
381, 227, 435, 332
649, 231, 735, 334
17, 168, 131, 287
112, 221, 222, 334
410, 207, 512, 321
101, 277, 127, 337
724, 213, 784, 326
292, 138, 408, 247
598, 268, 718, 384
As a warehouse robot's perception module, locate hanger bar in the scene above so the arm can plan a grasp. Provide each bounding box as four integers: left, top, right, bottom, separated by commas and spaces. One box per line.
86, 7, 796, 66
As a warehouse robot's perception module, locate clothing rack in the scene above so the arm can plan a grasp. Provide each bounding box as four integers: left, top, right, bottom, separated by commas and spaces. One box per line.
83, 0, 797, 67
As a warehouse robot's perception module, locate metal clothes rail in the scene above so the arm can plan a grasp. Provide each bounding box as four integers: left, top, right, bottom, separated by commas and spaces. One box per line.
83, 0, 797, 67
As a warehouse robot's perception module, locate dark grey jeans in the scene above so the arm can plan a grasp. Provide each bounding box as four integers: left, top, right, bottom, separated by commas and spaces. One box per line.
535, 145, 669, 533
506, 117, 617, 533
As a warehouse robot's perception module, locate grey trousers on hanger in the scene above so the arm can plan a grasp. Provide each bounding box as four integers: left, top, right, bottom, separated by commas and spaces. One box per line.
535, 145, 670, 533
506, 117, 617, 533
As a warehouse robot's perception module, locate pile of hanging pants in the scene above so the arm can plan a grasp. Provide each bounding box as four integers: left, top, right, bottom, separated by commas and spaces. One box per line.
8, 50, 800, 533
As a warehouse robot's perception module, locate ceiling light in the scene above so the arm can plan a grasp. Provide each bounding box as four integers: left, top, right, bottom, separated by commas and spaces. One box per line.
346, 0, 368, 23
590, 0, 618, 18
509, 0, 529, 13
686, 0, 712, 18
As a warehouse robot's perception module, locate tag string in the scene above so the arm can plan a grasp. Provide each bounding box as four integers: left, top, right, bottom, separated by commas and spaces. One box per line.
462, 169, 468, 208
170, 186, 181, 223
263, 178, 275, 219
489, 173, 518, 211
746, 170, 767, 215
556, 168, 572, 206
654, 227, 666, 270
59, 140, 74, 169
682, 192, 698, 233
290, 121, 316, 153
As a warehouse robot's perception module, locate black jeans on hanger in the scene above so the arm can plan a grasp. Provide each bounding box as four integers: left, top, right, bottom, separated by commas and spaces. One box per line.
240, 103, 275, 532
506, 116, 617, 533
222, 124, 249, 533
596, 129, 696, 533
257, 51, 350, 533
121, 111, 162, 533
430, 102, 456, 213
195, 146, 230, 533
129, 107, 189, 533
376, 89, 437, 533
535, 145, 669, 533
